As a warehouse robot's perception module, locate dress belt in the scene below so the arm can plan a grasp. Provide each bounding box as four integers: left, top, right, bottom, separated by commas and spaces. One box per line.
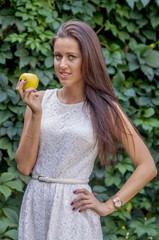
32, 175, 89, 184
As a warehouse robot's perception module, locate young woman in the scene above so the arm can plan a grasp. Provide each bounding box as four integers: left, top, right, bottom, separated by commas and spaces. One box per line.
15, 20, 157, 240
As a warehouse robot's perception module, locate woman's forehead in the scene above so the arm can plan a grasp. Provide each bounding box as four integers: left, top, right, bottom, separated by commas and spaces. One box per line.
54, 37, 81, 53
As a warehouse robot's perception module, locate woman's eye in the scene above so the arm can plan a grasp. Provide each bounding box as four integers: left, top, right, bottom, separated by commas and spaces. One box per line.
54, 54, 61, 60
69, 55, 76, 60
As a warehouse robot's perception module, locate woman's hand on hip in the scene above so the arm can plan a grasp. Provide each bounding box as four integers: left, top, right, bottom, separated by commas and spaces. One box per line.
71, 188, 112, 216
16, 79, 42, 114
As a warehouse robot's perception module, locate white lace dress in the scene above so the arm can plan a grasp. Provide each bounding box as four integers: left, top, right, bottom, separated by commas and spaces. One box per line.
18, 89, 103, 240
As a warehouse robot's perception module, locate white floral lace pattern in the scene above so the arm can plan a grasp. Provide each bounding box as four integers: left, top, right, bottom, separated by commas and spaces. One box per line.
18, 89, 103, 240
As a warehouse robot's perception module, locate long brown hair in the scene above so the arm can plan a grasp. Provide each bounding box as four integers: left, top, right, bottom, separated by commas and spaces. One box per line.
51, 20, 132, 166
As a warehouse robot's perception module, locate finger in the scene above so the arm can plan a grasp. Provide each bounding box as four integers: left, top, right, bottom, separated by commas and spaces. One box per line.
16, 79, 27, 95
16, 78, 22, 87
23, 87, 37, 94
71, 194, 89, 205
73, 189, 90, 195
23, 88, 37, 99
92, 192, 98, 196
20, 79, 27, 89
23, 90, 38, 103
72, 200, 92, 211
79, 203, 94, 213
15, 79, 23, 91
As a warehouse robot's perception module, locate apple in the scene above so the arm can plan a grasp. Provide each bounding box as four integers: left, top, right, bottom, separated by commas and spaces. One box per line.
19, 73, 39, 90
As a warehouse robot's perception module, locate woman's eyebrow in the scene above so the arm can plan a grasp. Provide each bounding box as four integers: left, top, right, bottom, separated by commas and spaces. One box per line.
54, 51, 79, 55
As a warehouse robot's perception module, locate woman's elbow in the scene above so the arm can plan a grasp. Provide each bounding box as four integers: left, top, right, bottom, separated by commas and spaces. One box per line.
17, 160, 31, 176
152, 165, 158, 178
16, 163, 31, 176
15, 155, 31, 176
148, 162, 158, 180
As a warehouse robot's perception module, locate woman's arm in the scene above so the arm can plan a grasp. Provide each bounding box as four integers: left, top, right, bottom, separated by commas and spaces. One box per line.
71, 103, 157, 216
15, 79, 45, 176
107, 104, 157, 202
15, 105, 42, 176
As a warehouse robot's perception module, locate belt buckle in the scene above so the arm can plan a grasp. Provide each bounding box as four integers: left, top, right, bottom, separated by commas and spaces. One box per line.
38, 176, 44, 182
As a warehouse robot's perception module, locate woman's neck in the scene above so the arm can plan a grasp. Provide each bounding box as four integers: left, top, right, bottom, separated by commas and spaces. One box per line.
59, 86, 85, 104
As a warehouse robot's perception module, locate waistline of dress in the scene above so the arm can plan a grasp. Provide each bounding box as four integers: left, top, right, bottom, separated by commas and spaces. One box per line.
32, 175, 89, 184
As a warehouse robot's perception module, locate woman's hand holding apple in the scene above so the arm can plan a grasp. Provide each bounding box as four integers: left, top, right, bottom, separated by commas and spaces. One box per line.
16, 73, 41, 115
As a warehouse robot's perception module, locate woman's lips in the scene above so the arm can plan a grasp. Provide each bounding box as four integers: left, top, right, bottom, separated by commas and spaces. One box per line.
60, 72, 71, 78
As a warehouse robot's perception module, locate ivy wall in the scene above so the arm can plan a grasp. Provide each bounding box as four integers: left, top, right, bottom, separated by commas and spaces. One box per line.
0, 0, 159, 239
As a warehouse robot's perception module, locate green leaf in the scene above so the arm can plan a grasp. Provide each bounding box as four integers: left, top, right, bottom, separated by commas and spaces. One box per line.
1, 15, 15, 30
4, 180, 23, 192
8, 105, 25, 116
150, 15, 159, 28
124, 89, 136, 97
93, 185, 107, 193
136, 18, 148, 28
0, 137, 14, 160
130, 11, 142, 20
0, 110, 14, 124
113, 71, 125, 82
105, 168, 121, 187
63, 3, 71, 10
141, 0, 150, 7
0, 54, 5, 64
118, 31, 130, 42
7, 126, 17, 139
92, 12, 103, 25
116, 162, 134, 174
149, 118, 159, 128
19, 56, 30, 69
0, 185, 11, 200
126, 53, 137, 61
142, 30, 156, 41
130, 218, 158, 237
14, 48, 29, 57
0, 172, 15, 183
140, 65, 154, 81
6, 89, 20, 104
3, 208, 18, 223
15, 19, 26, 32
137, 97, 151, 106
0, 90, 7, 102
142, 50, 159, 68
0, 218, 8, 234
0, 73, 8, 86
52, 20, 60, 30
112, 51, 123, 64
44, 56, 54, 68
4, 229, 18, 239
125, 0, 135, 9
143, 108, 155, 118
28, 56, 37, 68
40, 75, 50, 86
107, 66, 115, 75
110, 43, 120, 51
128, 60, 139, 71
152, 97, 159, 106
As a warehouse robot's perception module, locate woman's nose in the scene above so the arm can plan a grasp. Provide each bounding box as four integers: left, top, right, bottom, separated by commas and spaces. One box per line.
60, 57, 68, 68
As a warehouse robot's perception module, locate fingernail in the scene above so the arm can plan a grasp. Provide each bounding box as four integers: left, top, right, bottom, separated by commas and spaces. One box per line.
20, 79, 22, 82
79, 210, 81, 212
71, 202, 74, 205
73, 190, 76, 193
24, 79, 27, 81
72, 207, 75, 211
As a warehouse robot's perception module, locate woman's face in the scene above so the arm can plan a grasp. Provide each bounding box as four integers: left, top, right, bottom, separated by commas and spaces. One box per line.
53, 37, 84, 89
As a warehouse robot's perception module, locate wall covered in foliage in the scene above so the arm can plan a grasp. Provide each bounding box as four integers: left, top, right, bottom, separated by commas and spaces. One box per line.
0, 0, 159, 239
